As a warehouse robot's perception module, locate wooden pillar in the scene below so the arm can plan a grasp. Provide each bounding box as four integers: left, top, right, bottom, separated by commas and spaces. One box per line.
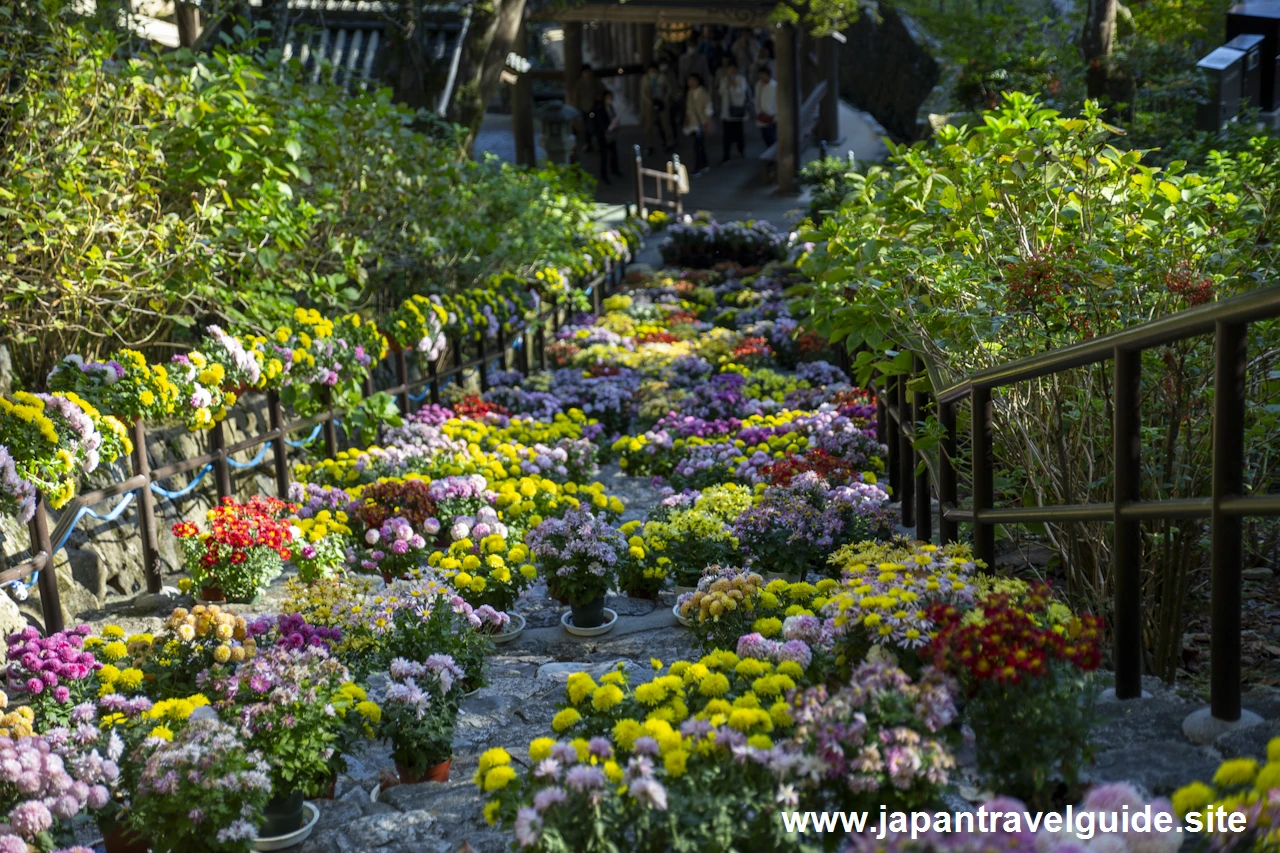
564, 22, 584, 106
513, 19, 537, 165
130, 419, 162, 595
800, 31, 817, 96
775, 23, 800, 193
819, 36, 840, 144
175, 3, 201, 47
639, 23, 655, 65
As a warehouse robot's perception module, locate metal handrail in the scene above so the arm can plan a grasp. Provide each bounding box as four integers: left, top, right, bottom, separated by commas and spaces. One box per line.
876, 284, 1280, 726
936, 286, 1280, 404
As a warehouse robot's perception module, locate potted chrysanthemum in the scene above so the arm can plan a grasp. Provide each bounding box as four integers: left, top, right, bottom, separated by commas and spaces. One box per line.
525, 508, 627, 630
172, 497, 295, 603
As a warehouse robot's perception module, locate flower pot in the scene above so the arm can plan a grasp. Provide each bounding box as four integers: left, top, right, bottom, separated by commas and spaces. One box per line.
569, 596, 606, 629
625, 588, 657, 600
491, 612, 526, 645
672, 601, 692, 628
228, 592, 261, 605
200, 585, 227, 603
561, 607, 618, 637
100, 820, 149, 853
260, 790, 306, 838
395, 758, 451, 784
250, 802, 321, 852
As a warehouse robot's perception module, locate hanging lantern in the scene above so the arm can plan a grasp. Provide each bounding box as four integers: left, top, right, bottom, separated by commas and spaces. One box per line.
657, 20, 693, 44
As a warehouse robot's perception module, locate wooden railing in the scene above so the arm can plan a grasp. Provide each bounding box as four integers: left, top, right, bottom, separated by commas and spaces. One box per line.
876, 285, 1280, 725
2, 263, 626, 633
632, 145, 684, 218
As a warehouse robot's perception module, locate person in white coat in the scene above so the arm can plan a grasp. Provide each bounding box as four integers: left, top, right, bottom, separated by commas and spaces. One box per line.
682, 73, 713, 175
755, 64, 778, 149
718, 58, 749, 161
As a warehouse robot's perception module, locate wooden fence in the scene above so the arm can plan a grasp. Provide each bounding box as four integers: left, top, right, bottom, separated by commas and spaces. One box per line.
2, 262, 626, 633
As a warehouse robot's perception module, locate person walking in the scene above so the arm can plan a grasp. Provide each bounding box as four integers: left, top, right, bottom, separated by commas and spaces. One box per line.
683, 73, 713, 175
731, 29, 760, 79
640, 62, 673, 155
576, 64, 603, 153
677, 41, 710, 104
718, 58, 749, 162
594, 89, 623, 183
755, 64, 778, 149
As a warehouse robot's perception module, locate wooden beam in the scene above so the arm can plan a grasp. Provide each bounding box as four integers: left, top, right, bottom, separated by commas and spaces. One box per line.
535, 3, 771, 27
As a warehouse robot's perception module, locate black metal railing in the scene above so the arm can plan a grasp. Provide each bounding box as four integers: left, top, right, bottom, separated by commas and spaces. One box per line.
2, 262, 625, 633
878, 285, 1280, 724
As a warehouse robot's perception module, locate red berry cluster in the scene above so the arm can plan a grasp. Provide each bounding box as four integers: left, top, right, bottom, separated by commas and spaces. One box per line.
1164, 264, 1215, 306
1003, 253, 1069, 312
927, 585, 1103, 688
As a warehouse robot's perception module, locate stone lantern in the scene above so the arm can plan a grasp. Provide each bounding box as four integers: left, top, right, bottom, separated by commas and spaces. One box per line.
536, 100, 580, 165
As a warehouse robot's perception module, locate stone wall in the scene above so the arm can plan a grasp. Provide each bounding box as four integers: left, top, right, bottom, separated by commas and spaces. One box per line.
0, 397, 298, 632
839, 3, 940, 141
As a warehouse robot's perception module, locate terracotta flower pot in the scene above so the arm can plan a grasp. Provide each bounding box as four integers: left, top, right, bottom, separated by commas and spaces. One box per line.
395, 758, 451, 784
200, 585, 227, 603
100, 821, 149, 853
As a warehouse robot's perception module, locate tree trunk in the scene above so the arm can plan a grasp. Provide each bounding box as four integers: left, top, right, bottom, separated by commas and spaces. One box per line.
446, 0, 528, 152
1081, 0, 1118, 100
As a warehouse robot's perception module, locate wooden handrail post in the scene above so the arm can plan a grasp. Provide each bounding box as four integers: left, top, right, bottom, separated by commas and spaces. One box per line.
29, 494, 64, 633
672, 153, 683, 216
885, 377, 900, 498
428, 356, 440, 405
497, 326, 507, 373
1113, 346, 1143, 700
478, 333, 489, 392
130, 418, 162, 595
394, 349, 411, 415
321, 387, 339, 458
267, 391, 290, 501
912, 357, 932, 542
211, 419, 232, 501
971, 385, 995, 568
1210, 321, 1247, 721
897, 373, 915, 528
939, 400, 959, 544
634, 144, 646, 217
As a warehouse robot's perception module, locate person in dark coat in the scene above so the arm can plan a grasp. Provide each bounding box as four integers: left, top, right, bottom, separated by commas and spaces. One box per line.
593, 89, 623, 183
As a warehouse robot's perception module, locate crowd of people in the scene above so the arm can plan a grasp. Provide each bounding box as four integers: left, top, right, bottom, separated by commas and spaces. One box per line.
576, 25, 780, 182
